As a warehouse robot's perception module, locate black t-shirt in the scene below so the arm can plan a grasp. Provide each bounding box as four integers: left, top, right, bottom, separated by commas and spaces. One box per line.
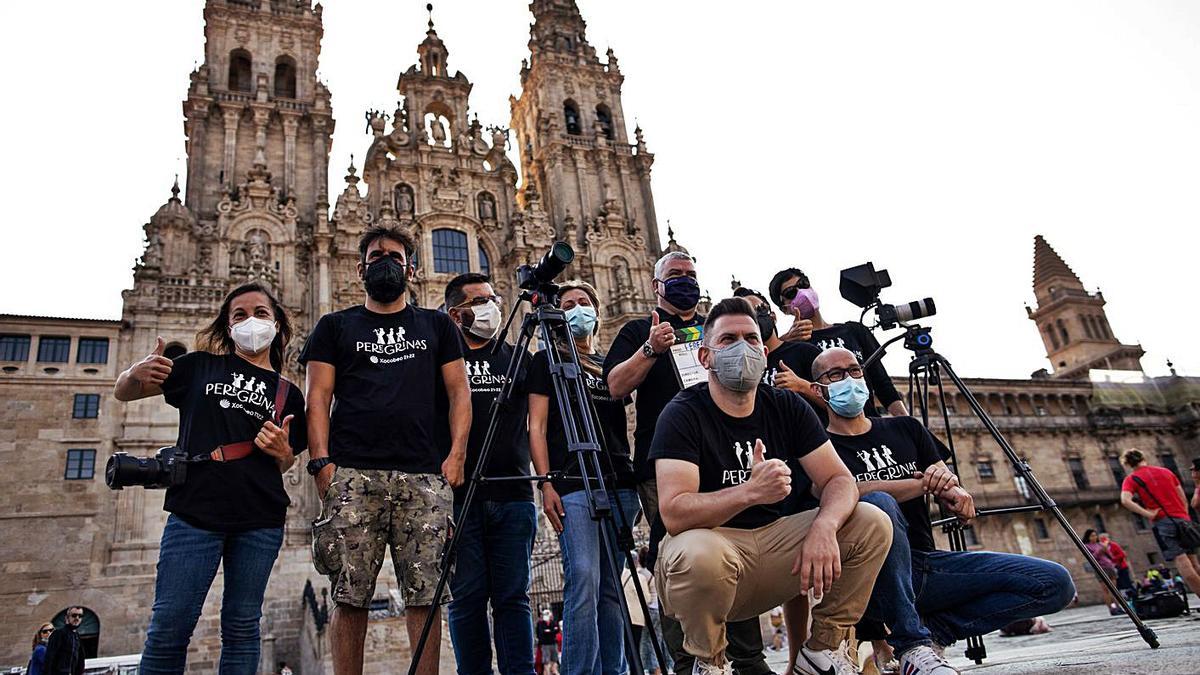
528, 349, 636, 495
299, 304, 463, 472
435, 337, 533, 504
603, 310, 705, 481
649, 384, 829, 529
828, 416, 943, 551
160, 352, 307, 532
808, 322, 902, 414
536, 620, 560, 645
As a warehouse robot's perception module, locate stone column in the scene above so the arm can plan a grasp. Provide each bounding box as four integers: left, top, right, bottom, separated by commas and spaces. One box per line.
282, 113, 300, 194
184, 101, 209, 210
221, 104, 242, 188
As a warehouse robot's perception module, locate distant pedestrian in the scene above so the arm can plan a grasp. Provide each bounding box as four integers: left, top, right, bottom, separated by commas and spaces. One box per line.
1083, 529, 1120, 613
27, 622, 54, 675
43, 607, 85, 675
278, 661, 293, 675
1099, 533, 1134, 597
1119, 449, 1200, 595
536, 610, 561, 675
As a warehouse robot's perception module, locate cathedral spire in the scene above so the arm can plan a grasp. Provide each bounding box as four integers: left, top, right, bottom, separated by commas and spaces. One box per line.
1032, 234, 1082, 291
528, 0, 595, 60
417, 3, 450, 77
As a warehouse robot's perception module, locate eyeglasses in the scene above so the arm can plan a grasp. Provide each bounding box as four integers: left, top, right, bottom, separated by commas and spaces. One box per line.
40, 629, 53, 634
815, 366, 864, 383
453, 295, 501, 309
67, 613, 83, 619
780, 284, 808, 302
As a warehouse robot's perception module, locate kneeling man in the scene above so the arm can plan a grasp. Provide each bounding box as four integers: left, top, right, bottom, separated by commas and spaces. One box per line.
651, 298, 892, 675
811, 347, 1076, 675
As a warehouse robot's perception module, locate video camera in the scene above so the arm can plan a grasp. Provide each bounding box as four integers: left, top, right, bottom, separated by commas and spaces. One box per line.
517, 241, 574, 292
840, 262, 936, 331
105, 447, 188, 490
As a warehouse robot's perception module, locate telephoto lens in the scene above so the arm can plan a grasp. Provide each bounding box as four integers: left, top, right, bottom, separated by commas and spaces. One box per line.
518, 241, 575, 290
105, 447, 183, 490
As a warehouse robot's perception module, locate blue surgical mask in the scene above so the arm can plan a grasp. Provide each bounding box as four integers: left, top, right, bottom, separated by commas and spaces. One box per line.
565, 305, 598, 338
824, 376, 870, 418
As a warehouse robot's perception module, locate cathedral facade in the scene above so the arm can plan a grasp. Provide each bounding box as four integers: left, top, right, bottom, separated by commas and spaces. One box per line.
0, 1, 1197, 672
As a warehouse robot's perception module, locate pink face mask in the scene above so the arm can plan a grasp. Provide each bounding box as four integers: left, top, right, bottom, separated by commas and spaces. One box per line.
790, 288, 820, 320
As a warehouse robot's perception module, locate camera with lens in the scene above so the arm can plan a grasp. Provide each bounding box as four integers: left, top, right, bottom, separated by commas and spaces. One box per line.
517, 241, 575, 292
840, 262, 936, 331
105, 446, 189, 490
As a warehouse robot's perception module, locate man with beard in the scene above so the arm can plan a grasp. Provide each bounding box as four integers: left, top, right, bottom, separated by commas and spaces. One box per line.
301, 225, 472, 675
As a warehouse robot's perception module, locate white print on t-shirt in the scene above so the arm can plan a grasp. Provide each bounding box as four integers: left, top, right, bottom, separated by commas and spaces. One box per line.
205, 370, 276, 421
852, 444, 917, 482
466, 360, 506, 391
814, 337, 864, 361
721, 440, 756, 485
355, 325, 429, 359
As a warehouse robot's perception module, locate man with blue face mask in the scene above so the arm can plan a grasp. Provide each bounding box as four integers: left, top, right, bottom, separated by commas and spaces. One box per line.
803, 347, 1075, 675
652, 299, 892, 675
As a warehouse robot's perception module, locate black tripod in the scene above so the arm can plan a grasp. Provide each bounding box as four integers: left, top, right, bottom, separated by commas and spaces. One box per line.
863, 323, 1159, 664
407, 281, 666, 675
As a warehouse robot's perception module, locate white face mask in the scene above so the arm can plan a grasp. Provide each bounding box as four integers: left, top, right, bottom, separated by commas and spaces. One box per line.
467, 301, 502, 340
231, 316, 277, 355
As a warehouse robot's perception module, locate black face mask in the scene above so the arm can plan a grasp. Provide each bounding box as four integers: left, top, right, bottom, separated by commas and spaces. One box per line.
660, 276, 700, 312
364, 256, 408, 303
755, 307, 776, 340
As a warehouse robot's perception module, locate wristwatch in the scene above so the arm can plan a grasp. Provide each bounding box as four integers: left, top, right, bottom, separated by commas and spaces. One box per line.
642, 341, 661, 359
306, 457, 334, 476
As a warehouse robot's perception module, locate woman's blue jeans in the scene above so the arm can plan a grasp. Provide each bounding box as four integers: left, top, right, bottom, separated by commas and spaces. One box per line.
559, 489, 642, 675
139, 514, 283, 674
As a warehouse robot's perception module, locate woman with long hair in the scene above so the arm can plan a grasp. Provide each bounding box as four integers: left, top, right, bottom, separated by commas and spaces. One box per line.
27, 622, 54, 675
528, 280, 641, 675
1083, 529, 1120, 613
114, 282, 307, 674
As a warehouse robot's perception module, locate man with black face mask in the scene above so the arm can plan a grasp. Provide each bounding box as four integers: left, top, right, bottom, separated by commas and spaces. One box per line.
439, 272, 538, 675
605, 256, 772, 675
301, 225, 471, 675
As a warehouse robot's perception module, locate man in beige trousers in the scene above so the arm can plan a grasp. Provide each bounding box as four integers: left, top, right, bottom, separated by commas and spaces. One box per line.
649, 298, 891, 675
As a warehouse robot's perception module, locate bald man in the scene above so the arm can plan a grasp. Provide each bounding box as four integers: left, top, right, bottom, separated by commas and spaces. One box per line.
793, 348, 1075, 675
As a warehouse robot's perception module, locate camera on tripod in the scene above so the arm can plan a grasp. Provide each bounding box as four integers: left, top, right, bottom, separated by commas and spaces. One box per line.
517, 241, 574, 293
105, 447, 189, 490
840, 262, 936, 330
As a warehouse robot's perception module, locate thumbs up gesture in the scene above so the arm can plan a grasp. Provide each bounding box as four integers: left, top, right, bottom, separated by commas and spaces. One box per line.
257, 414, 295, 462
130, 336, 174, 388
647, 310, 676, 355
772, 361, 812, 394
746, 439, 792, 505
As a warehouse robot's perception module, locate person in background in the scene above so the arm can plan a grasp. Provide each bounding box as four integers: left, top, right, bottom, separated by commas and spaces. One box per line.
637, 546, 670, 675
768, 267, 907, 417
536, 610, 561, 675
1119, 449, 1200, 596
1083, 529, 1121, 614
1190, 458, 1200, 511
1099, 533, 1135, 599
114, 282, 306, 674
44, 608, 85, 675
28, 622, 54, 675
529, 280, 641, 675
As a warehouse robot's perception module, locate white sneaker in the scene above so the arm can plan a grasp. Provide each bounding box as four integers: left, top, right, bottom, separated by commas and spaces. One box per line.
692, 658, 728, 675
898, 645, 959, 675
794, 644, 860, 675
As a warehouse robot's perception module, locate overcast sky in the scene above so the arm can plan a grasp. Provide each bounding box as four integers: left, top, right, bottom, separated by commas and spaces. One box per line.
0, 1, 1195, 379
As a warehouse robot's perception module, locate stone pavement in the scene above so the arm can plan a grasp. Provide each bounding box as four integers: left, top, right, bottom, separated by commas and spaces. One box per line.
761, 596, 1199, 675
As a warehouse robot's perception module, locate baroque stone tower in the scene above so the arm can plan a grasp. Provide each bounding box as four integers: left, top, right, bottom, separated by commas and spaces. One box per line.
1026, 235, 1144, 378
510, 0, 662, 329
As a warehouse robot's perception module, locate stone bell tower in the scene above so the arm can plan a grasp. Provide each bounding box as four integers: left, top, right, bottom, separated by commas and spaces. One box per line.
1026, 235, 1144, 378
511, 0, 663, 332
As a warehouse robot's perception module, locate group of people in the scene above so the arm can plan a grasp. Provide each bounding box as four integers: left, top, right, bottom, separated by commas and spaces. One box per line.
25, 608, 86, 675
109, 224, 1197, 675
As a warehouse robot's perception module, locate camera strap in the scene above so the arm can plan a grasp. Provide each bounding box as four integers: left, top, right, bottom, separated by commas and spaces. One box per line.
207, 378, 292, 462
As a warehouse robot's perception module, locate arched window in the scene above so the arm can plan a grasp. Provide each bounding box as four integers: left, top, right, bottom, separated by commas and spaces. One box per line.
432, 228, 469, 274
394, 183, 415, 216
595, 104, 614, 140
478, 243, 491, 276
1080, 315, 1095, 339
610, 255, 631, 292
1044, 325, 1059, 350
274, 55, 297, 98
1057, 319, 1069, 345
476, 191, 497, 221
229, 49, 253, 93
564, 100, 582, 135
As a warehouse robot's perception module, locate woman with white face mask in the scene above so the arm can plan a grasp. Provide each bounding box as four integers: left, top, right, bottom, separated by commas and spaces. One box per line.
113, 282, 307, 674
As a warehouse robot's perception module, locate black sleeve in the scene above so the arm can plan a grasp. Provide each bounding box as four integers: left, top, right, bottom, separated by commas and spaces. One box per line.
42, 631, 64, 673
160, 351, 202, 409
434, 312, 465, 365
283, 383, 308, 455
602, 319, 647, 381
298, 312, 340, 367
526, 350, 552, 396
786, 342, 821, 381
647, 399, 701, 465
906, 417, 944, 470
853, 322, 902, 407
783, 390, 830, 460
